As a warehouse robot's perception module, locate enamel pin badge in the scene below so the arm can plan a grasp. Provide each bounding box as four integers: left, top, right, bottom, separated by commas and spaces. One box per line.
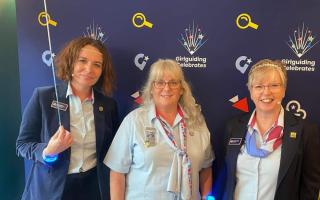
290, 132, 297, 139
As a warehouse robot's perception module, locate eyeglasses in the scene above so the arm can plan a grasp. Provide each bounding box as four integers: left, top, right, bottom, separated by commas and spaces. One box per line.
252, 83, 283, 93
153, 80, 181, 89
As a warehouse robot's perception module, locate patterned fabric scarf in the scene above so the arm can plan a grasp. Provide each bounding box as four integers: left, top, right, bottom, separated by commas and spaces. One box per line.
245, 113, 283, 158
156, 106, 192, 200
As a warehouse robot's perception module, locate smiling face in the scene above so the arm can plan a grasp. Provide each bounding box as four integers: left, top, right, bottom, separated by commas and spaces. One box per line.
151, 71, 183, 112
71, 45, 103, 91
249, 69, 285, 115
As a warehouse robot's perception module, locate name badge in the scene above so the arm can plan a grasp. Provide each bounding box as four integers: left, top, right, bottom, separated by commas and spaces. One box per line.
144, 127, 156, 148
228, 138, 242, 145
51, 100, 68, 111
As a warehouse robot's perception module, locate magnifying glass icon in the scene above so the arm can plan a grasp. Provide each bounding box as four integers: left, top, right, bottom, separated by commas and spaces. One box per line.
236, 13, 259, 30
132, 12, 153, 29
38, 11, 58, 27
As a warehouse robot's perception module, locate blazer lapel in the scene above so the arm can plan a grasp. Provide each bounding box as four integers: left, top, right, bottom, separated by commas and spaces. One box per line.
93, 91, 106, 159
276, 112, 301, 188
226, 114, 250, 187
55, 83, 71, 160
56, 83, 70, 130
227, 115, 250, 155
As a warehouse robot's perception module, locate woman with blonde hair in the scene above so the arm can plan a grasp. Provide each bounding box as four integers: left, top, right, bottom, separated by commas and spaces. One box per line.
104, 59, 214, 200
223, 59, 320, 200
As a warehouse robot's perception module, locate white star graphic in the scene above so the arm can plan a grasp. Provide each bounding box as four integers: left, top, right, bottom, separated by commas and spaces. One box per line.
99, 32, 104, 37
144, 56, 149, 61
308, 36, 314, 42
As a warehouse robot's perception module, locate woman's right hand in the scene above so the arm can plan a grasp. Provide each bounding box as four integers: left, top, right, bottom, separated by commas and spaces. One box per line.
43, 125, 73, 156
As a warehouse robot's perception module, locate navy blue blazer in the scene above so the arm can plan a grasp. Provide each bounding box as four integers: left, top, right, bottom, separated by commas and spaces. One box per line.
223, 111, 320, 200
16, 84, 119, 200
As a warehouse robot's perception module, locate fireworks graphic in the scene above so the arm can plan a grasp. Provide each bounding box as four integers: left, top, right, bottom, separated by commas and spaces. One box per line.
286, 23, 318, 58
179, 22, 207, 55
84, 22, 107, 43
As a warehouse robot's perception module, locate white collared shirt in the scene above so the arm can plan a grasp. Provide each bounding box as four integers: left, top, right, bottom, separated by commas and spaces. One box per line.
234, 107, 284, 200
66, 83, 97, 174
104, 103, 214, 200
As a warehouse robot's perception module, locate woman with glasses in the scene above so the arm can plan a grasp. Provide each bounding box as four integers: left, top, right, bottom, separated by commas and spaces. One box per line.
223, 59, 320, 200
104, 59, 214, 200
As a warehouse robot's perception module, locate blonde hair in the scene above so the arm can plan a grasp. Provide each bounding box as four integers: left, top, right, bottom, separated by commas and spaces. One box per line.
141, 59, 204, 132
247, 59, 287, 90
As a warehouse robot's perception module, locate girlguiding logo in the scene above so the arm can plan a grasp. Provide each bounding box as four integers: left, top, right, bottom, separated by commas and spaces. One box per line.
283, 23, 318, 72
176, 21, 208, 68
286, 23, 318, 58
178, 21, 207, 55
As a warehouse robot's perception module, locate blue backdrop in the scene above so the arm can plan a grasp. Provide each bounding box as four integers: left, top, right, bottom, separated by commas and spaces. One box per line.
15, 0, 320, 198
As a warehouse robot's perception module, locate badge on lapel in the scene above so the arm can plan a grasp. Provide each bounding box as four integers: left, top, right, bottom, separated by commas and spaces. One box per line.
51, 100, 68, 111
290, 131, 297, 139
228, 138, 242, 145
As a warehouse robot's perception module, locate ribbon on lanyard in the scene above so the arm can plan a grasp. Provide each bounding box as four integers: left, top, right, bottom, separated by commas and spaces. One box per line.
156, 106, 192, 200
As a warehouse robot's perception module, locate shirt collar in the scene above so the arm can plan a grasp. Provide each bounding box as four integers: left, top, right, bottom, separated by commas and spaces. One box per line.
248, 106, 285, 130
147, 103, 157, 123
66, 82, 95, 104
147, 102, 188, 124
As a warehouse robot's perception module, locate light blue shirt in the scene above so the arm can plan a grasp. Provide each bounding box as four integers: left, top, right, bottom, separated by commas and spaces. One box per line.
66, 83, 97, 174
104, 104, 214, 200
234, 107, 284, 200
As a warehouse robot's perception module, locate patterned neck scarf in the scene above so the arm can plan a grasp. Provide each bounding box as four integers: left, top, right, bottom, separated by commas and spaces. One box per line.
156, 106, 192, 200
245, 111, 284, 158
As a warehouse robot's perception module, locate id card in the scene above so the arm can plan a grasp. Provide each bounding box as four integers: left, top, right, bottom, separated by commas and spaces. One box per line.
144, 127, 156, 147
